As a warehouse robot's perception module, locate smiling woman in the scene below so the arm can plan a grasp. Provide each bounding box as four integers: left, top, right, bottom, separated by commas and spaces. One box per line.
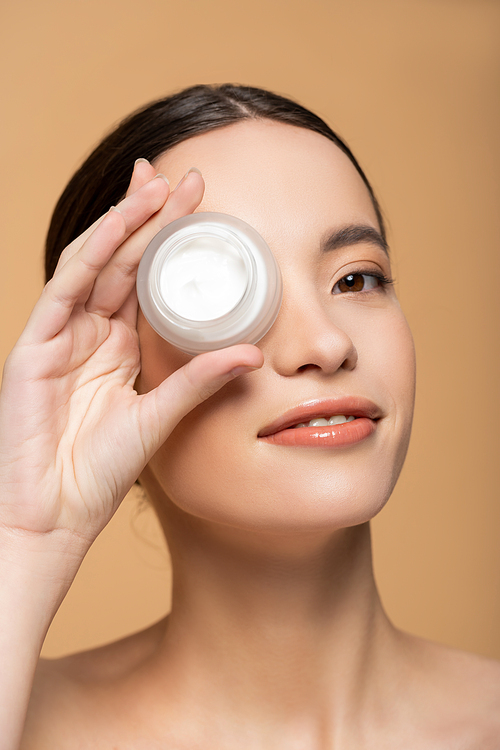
1, 84, 499, 750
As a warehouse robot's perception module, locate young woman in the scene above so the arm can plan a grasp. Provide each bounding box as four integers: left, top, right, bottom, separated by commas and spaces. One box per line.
1, 85, 499, 749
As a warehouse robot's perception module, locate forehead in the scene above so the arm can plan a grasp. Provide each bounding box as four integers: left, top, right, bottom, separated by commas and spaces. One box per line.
155, 120, 379, 255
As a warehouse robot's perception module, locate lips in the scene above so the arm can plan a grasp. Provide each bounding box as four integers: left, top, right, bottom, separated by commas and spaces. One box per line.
258, 397, 381, 437
257, 397, 381, 448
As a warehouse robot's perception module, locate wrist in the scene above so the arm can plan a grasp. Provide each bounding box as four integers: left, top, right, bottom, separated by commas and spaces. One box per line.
0, 527, 88, 750
0, 526, 89, 621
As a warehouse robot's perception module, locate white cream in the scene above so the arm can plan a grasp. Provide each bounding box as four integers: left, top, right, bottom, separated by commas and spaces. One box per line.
159, 237, 247, 321
137, 213, 282, 354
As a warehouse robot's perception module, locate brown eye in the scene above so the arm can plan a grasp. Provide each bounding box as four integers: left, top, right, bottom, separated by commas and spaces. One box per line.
332, 273, 379, 294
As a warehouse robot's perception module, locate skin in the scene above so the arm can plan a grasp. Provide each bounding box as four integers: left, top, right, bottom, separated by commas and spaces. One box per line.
7, 121, 500, 748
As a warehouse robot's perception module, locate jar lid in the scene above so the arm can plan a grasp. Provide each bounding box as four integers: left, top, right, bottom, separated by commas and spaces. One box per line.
137, 213, 282, 354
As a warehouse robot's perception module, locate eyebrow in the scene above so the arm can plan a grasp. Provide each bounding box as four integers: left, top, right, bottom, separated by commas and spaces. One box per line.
321, 225, 389, 256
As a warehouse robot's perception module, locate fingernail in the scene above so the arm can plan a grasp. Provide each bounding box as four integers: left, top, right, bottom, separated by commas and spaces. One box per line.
172, 167, 202, 193
109, 205, 122, 214
230, 365, 260, 377
134, 157, 150, 166
154, 173, 170, 185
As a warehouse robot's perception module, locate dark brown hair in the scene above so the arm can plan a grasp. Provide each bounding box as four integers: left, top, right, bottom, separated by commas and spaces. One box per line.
45, 84, 386, 281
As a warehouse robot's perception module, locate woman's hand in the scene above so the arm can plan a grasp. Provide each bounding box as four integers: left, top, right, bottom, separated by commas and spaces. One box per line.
0, 159, 258, 750
0, 160, 263, 550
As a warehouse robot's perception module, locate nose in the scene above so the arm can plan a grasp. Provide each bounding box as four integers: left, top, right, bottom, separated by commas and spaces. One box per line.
261, 286, 358, 377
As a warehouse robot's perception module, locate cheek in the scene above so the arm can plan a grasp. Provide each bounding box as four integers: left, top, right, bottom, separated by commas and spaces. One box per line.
137, 312, 259, 524
365, 307, 416, 477
148, 389, 257, 524
378, 311, 416, 415
354, 303, 415, 405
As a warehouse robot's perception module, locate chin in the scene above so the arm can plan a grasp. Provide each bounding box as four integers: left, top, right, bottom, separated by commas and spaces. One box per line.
150, 448, 402, 536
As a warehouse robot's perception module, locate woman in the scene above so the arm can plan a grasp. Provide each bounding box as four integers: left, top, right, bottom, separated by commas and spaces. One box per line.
1, 84, 499, 748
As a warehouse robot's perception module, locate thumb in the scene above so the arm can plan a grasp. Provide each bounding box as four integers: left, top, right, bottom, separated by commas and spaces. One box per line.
139, 344, 264, 447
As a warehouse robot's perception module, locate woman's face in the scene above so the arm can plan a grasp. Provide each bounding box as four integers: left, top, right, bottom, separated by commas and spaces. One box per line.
138, 120, 416, 532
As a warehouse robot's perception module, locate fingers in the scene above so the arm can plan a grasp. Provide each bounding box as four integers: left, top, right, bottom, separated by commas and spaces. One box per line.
126, 158, 158, 197
85, 170, 205, 317
54, 158, 158, 275
139, 345, 264, 448
22, 161, 205, 346
54, 213, 110, 275
23, 175, 170, 344
114, 285, 139, 329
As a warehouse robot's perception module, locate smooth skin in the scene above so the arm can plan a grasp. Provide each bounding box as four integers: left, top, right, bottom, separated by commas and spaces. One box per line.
0, 122, 498, 749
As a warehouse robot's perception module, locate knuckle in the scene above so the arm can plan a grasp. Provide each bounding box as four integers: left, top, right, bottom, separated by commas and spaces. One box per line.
113, 255, 138, 280
78, 255, 102, 274
42, 277, 74, 308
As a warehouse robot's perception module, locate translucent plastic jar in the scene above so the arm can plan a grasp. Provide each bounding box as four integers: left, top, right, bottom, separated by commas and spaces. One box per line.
137, 213, 283, 355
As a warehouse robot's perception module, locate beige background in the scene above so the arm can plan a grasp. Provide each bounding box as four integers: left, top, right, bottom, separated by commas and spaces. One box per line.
0, 0, 498, 660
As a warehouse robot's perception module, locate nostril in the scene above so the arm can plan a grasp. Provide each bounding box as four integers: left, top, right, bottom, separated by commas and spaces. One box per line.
297, 363, 321, 372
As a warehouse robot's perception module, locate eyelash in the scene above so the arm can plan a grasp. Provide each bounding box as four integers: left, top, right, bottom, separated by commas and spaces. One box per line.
331, 270, 394, 295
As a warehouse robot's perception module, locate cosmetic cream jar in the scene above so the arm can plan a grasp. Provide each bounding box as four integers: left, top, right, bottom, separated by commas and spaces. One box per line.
137, 213, 283, 354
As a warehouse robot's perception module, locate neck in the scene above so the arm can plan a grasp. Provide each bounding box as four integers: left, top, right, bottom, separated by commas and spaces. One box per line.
143, 489, 398, 743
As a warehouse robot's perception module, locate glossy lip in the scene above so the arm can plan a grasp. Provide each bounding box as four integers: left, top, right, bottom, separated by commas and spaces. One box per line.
257, 397, 382, 438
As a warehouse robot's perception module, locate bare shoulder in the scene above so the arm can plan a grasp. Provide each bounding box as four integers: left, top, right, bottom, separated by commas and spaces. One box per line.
21, 619, 167, 749
400, 632, 500, 747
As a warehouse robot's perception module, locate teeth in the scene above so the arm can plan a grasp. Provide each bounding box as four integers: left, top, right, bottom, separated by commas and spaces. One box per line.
294, 415, 356, 428
329, 415, 352, 425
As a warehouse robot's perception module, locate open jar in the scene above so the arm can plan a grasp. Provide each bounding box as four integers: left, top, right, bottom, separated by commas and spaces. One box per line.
137, 213, 283, 355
